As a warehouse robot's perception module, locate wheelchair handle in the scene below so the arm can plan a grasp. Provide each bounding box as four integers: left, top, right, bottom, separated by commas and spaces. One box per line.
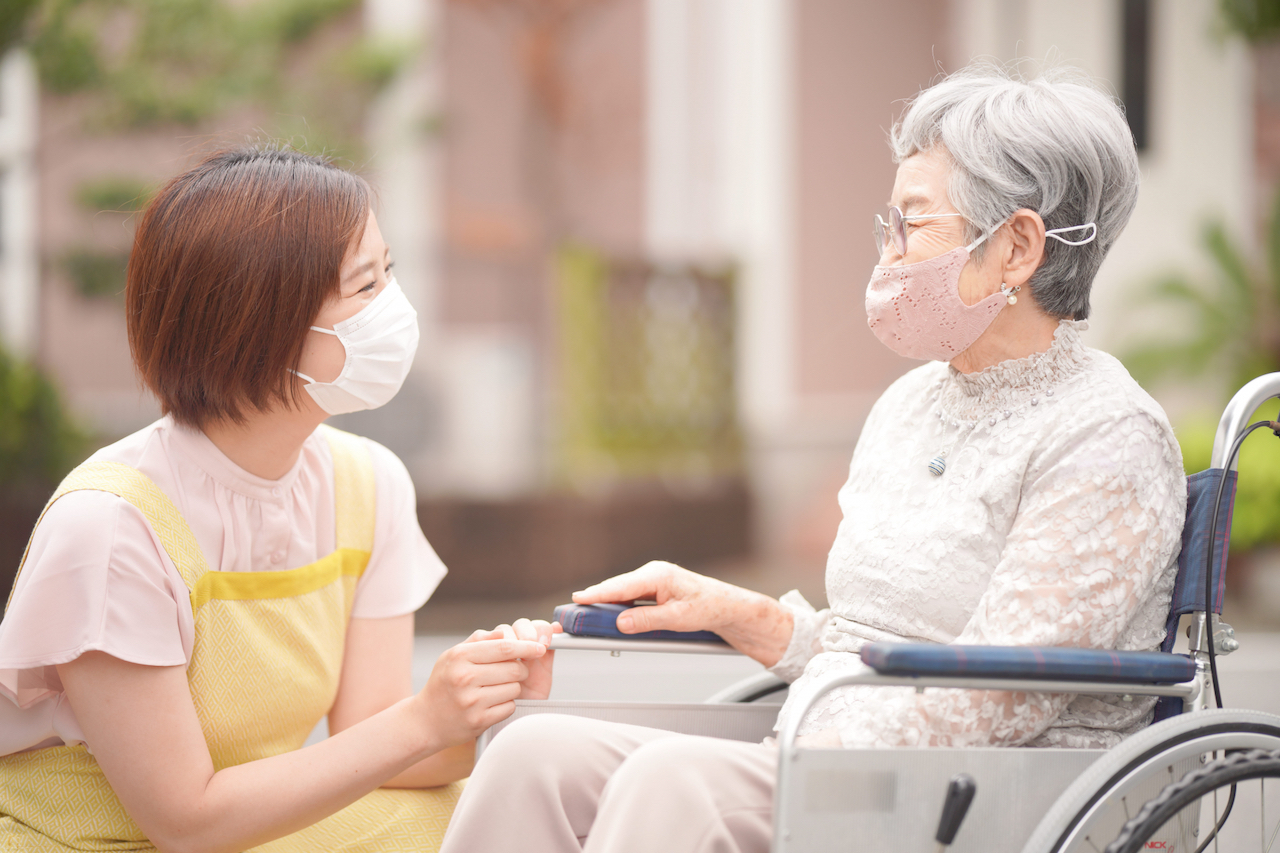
1212, 371, 1280, 470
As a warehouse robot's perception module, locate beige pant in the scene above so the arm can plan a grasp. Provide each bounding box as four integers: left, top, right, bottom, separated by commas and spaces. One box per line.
439, 714, 777, 853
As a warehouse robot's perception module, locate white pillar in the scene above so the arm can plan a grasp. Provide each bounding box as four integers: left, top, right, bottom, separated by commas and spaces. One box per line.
645, 0, 795, 436
0, 49, 38, 359
357, 0, 453, 484
364, 0, 440, 343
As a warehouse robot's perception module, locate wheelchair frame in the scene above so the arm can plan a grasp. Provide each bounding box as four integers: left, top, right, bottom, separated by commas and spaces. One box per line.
486, 372, 1280, 853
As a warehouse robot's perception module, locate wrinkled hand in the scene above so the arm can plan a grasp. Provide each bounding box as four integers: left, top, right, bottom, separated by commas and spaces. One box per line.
496, 618, 560, 700
416, 632, 548, 749
572, 561, 794, 667
572, 560, 744, 635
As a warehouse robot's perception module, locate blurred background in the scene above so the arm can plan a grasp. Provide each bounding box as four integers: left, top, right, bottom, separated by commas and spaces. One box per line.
1, 0, 1279, 634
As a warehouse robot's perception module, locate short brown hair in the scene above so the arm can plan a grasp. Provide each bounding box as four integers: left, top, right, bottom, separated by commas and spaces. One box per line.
126, 146, 371, 428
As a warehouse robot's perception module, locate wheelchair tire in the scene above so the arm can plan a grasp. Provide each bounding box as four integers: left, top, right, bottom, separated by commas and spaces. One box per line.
1020, 709, 1280, 853
1104, 747, 1280, 853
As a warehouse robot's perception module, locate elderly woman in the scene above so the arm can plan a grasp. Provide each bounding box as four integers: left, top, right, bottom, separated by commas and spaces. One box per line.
438, 64, 1185, 853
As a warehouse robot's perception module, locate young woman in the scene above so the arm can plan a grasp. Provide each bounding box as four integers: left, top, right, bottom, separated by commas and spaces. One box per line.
0, 147, 554, 852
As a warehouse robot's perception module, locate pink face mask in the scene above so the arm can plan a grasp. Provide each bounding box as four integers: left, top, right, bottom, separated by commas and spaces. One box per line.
864, 243, 1007, 362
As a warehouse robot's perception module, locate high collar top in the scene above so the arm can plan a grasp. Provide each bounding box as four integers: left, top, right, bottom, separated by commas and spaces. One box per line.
938, 319, 1092, 424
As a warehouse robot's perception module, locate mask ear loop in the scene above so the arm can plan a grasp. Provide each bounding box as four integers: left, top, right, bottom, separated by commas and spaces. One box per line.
290, 325, 348, 386
963, 229, 994, 253
1045, 222, 1097, 246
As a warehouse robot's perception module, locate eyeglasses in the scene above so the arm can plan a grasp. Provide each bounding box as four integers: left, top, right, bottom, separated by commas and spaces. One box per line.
872, 206, 967, 256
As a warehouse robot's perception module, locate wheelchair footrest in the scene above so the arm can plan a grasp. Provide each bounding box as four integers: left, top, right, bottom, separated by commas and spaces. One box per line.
860, 643, 1196, 684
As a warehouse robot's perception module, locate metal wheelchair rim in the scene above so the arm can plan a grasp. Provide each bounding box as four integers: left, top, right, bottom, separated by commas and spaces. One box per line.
1052, 724, 1280, 852
1106, 749, 1280, 853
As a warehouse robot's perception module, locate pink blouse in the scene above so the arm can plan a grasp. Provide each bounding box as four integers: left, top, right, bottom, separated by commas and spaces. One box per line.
0, 417, 446, 756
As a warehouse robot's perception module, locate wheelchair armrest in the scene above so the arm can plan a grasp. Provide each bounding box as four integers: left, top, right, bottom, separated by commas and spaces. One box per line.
549, 633, 742, 655
777, 669, 1200, 754
860, 643, 1196, 685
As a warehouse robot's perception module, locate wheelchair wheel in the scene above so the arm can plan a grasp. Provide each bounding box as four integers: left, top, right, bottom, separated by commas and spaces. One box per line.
1021, 709, 1280, 853
1104, 748, 1280, 853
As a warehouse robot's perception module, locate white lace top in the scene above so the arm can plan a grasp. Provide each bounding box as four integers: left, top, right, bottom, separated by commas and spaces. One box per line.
771, 321, 1186, 749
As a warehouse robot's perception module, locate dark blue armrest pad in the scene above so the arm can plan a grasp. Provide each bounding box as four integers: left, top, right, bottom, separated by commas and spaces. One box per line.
860, 643, 1196, 685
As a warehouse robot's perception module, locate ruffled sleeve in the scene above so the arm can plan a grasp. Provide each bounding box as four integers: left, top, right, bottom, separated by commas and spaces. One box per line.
350, 439, 447, 619
768, 591, 830, 683
0, 490, 189, 711
828, 410, 1185, 748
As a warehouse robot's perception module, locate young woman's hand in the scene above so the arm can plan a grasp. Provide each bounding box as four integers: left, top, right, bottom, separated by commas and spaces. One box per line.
572, 560, 794, 667
495, 618, 560, 700
415, 632, 548, 749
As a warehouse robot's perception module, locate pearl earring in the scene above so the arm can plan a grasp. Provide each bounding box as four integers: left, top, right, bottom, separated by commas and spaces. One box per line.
1001, 284, 1021, 305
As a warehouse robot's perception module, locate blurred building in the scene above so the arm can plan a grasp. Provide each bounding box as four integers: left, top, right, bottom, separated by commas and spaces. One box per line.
0, 0, 1261, 602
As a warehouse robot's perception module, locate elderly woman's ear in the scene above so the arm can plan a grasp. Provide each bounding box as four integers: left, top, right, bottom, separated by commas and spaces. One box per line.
995, 208, 1049, 292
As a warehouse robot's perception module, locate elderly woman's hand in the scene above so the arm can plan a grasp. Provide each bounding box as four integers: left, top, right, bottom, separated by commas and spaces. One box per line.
572, 561, 795, 667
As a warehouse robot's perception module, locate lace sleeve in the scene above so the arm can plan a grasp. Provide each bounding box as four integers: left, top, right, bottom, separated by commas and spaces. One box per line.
835, 411, 1185, 748
768, 591, 830, 683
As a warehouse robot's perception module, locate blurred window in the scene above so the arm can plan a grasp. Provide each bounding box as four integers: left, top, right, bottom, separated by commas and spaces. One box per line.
557, 247, 743, 487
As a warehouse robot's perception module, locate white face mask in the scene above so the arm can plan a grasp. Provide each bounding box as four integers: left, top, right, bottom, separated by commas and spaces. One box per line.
293, 278, 420, 415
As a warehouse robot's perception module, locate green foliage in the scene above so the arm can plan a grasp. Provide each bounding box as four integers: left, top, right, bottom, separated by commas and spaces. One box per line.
1220, 0, 1280, 43
76, 176, 154, 212
338, 36, 416, 90
18, 0, 414, 147
0, 0, 40, 57
262, 0, 362, 44
0, 346, 87, 492
1178, 409, 1280, 553
1124, 188, 1280, 401
64, 249, 129, 299
29, 6, 100, 93
1125, 190, 1280, 552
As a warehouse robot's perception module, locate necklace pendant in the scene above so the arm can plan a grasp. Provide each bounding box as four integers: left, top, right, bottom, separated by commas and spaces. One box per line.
927, 455, 947, 477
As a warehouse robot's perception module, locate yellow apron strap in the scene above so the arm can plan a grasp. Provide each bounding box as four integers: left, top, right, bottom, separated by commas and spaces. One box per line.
5, 461, 210, 612
6, 429, 375, 614
317, 424, 376, 553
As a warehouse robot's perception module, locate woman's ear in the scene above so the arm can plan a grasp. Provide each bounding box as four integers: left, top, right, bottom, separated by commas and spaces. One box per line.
1002, 208, 1047, 288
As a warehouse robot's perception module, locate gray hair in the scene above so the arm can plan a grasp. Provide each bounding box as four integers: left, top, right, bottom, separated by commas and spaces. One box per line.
889, 63, 1140, 320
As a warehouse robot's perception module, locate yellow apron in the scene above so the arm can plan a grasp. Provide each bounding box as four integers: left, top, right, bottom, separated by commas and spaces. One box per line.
0, 425, 462, 851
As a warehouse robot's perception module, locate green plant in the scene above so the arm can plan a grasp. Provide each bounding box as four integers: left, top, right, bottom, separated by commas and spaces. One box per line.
76, 176, 155, 213
338, 36, 417, 90
14, 0, 417, 157
63, 249, 129, 300
0, 346, 87, 495
1124, 188, 1280, 400
1178, 410, 1280, 555
1, 0, 39, 56
1220, 0, 1280, 43
1124, 191, 1280, 555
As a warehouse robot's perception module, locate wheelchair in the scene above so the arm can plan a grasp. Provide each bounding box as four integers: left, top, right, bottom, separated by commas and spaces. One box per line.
479, 372, 1280, 853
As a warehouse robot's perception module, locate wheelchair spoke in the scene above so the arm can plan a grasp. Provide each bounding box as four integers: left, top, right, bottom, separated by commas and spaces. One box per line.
1214, 785, 1220, 853
1266, 779, 1280, 853
1104, 749, 1280, 853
